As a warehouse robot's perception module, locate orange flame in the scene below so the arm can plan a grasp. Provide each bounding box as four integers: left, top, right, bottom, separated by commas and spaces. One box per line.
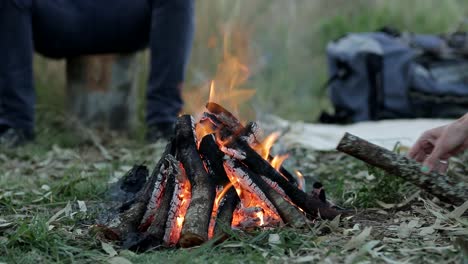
184, 28, 256, 121
295, 170, 306, 192
195, 121, 216, 145
252, 132, 280, 160
250, 132, 289, 172
271, 154, 289, 171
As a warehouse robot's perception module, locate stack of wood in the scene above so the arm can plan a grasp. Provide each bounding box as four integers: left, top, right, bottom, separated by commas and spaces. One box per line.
100, 103, 340, 251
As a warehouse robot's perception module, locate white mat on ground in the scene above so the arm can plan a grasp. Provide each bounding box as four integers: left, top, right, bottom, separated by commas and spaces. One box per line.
265, 117, 454, 151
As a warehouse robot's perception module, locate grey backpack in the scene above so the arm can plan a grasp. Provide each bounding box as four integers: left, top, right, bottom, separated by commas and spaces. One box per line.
320, 29, 468, 123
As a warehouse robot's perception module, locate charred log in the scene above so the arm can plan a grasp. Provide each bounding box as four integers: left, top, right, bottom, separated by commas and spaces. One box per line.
139, 165, 169, 230
213, 186, 240, 241
199, 134, 231, 186
224, 137, 340, 219
206, 103, 298, 185
126, 155, 180, 252
176, 115, 216, 248
206, 102, 243, 133
163, 172, 188, 246
337, 132, 468, 206
111, 165, 148, 206
112, 140, 175, 239
224, 158, 307, 227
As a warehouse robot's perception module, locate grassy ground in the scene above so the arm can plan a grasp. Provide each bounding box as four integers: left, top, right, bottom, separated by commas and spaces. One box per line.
0, 115, 467, 264
3, 0, 468, 263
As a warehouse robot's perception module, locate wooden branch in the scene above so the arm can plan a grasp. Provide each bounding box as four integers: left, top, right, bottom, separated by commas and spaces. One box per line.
224, 138, 340, 219
114, 140, 175, 239
337, 132, 468, 206
224, 158, 307, 227
176, 115, 216, 248
127, 155, 180, 252
205, 103, 298, 185
213, 186, 240, 240
206, 102, 243, 133
199, 134, 231, 186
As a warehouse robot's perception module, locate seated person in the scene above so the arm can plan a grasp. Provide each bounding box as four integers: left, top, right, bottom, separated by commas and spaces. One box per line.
0, 0, 194, 147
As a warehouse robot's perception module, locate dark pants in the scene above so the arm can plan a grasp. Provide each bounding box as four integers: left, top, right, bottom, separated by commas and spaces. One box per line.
0, 0, 194, 135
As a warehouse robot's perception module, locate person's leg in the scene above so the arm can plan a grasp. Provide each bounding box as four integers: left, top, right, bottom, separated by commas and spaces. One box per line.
0, 0, 35, 139
146, 0, 195, 136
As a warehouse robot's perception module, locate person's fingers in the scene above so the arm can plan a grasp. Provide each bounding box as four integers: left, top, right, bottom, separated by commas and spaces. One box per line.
413, 151, 427, 163
422, 145, 445, 173
408, 142, 422, 159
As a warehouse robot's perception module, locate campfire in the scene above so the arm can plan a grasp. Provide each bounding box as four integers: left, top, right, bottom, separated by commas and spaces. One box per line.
100, 101, 340, 251
97, 30, 341, 251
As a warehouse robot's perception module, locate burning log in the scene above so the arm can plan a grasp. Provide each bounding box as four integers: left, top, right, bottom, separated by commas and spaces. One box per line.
113, 141, 175, 239
175, 115, 216, 248
199, 134, 243, 241
337, 133, 468, 206
199, 134, 231, 186
206, 102, 243, 133
127, 155, 181, 251
206, 102, 298, 185
224, 158, 307, 227
224, 137, 340, 219
163, 170, 190, 246
213, 186, 240, 240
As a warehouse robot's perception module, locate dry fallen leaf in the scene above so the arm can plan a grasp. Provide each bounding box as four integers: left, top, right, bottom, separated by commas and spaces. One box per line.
108, 257, 133, 264
77, 200, 87, 213
268, 234, 281, 245
343, 227, 372, 252
101, 241, 118, 257
46, 202, 72, 225
449, 200, 468, 219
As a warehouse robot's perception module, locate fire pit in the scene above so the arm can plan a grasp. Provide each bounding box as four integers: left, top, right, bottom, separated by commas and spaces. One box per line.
98, 102, 340, 251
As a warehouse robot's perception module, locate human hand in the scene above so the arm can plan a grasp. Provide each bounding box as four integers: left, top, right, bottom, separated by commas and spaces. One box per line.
408, 114, 468, 173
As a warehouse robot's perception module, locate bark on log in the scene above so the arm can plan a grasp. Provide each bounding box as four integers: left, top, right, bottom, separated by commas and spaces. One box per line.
114, 140, 175, 239
199, 134, 231, 186
337, 133, 468, 206
176, 115, 216, 248
205, 102, 243, 133
127, 155, 180, 251
225, 138, 339, 219
224, 158, 307, 227
205, 103, 298, 185
213, 186, 240, 240
108, 165, 148, 208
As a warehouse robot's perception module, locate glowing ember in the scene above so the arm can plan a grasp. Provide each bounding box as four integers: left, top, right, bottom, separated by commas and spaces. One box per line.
224, 161, 281, 228
208, 184, 234, 239
165, 170, 192, 246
